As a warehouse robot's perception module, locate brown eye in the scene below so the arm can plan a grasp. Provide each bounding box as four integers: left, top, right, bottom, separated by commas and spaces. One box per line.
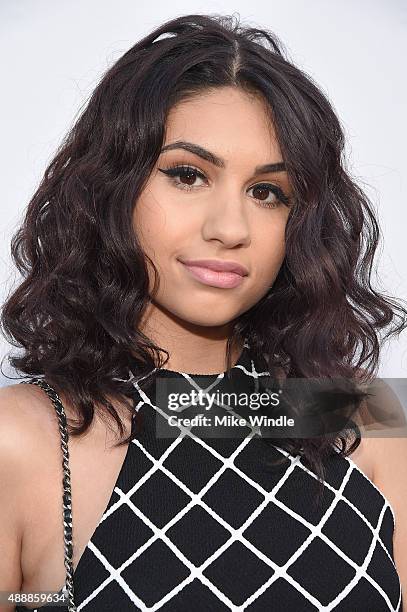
247, 182, 290, 209
158, 165, 207, 191
179, 168, 198, 186
252, 185, 272, 202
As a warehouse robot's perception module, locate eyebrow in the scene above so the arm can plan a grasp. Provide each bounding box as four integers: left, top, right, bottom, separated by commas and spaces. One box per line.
160, 141, 287, 175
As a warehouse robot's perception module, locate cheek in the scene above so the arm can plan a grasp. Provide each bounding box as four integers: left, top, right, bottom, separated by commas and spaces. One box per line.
133, 192, 178, 253
253, 219, 287, 284
132, 191, 196, 279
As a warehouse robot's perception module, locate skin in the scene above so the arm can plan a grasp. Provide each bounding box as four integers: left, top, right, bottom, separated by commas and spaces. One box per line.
133, 86, 292, 374
0, 85, 405, 608
132, 87, 407, 603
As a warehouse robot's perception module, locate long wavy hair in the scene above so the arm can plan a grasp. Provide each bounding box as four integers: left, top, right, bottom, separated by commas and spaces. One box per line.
2, 13, 406, 494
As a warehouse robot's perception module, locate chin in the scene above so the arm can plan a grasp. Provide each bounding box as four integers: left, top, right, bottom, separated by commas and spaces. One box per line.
186, 316, 235, 327
163, 302, 235, 327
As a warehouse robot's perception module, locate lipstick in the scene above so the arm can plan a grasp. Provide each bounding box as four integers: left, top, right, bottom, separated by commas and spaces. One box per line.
178, 258, 248, 289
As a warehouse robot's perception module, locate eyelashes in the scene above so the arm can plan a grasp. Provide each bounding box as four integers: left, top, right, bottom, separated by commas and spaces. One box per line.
157, 164, 291, 209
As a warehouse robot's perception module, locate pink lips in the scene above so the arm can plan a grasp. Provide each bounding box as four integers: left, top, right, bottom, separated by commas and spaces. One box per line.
179, 258, 248, 289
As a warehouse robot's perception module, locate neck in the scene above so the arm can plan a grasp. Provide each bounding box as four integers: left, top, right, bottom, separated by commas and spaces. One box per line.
138, 300, 244, 375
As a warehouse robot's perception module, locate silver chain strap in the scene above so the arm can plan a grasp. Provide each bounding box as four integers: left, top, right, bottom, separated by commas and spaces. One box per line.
20, 378, 77, 612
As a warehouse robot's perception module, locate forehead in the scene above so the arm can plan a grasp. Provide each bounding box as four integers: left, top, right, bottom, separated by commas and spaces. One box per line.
164, 86, 281, 163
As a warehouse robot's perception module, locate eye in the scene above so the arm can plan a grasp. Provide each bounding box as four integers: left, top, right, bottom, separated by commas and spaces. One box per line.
158, 164, 291, 209
158, 165, 207, 191
247, 183, 290, 209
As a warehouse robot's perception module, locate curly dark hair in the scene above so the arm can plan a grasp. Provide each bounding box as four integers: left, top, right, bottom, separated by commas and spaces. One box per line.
2, 12, 406, 496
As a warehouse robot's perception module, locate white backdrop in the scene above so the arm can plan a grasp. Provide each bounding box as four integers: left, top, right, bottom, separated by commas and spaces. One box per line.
1, 0, 406, 384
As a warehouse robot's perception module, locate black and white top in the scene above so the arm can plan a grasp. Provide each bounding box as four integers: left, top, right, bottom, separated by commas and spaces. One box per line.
16, 342, 402, 611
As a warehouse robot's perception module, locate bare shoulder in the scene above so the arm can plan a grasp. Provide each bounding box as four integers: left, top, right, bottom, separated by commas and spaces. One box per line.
0, 382, 66, 594
0, 381, 132, 489
367, 435, 407, 517
0, 381, 73, 446
0, 380, 91, 479
0, 382, 70, 487
363, 435, 407, 603
349, 371, 407, 600
0, 380, 132, 463
0, 382, 50, 449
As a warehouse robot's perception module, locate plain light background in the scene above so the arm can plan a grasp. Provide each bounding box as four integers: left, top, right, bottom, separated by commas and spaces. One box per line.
1, 0, 406, 385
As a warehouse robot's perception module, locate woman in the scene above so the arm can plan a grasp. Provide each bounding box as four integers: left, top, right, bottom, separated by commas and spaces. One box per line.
1, 12, 406, 612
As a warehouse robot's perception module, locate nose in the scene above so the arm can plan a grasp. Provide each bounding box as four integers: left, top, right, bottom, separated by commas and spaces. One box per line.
201, 190, 251, 248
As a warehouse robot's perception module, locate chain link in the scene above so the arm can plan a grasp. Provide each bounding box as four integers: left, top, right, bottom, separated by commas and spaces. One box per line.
20, 378, 77, 612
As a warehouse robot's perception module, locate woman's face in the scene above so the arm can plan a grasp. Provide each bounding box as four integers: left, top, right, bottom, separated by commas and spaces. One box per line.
133, 86, 292, 328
